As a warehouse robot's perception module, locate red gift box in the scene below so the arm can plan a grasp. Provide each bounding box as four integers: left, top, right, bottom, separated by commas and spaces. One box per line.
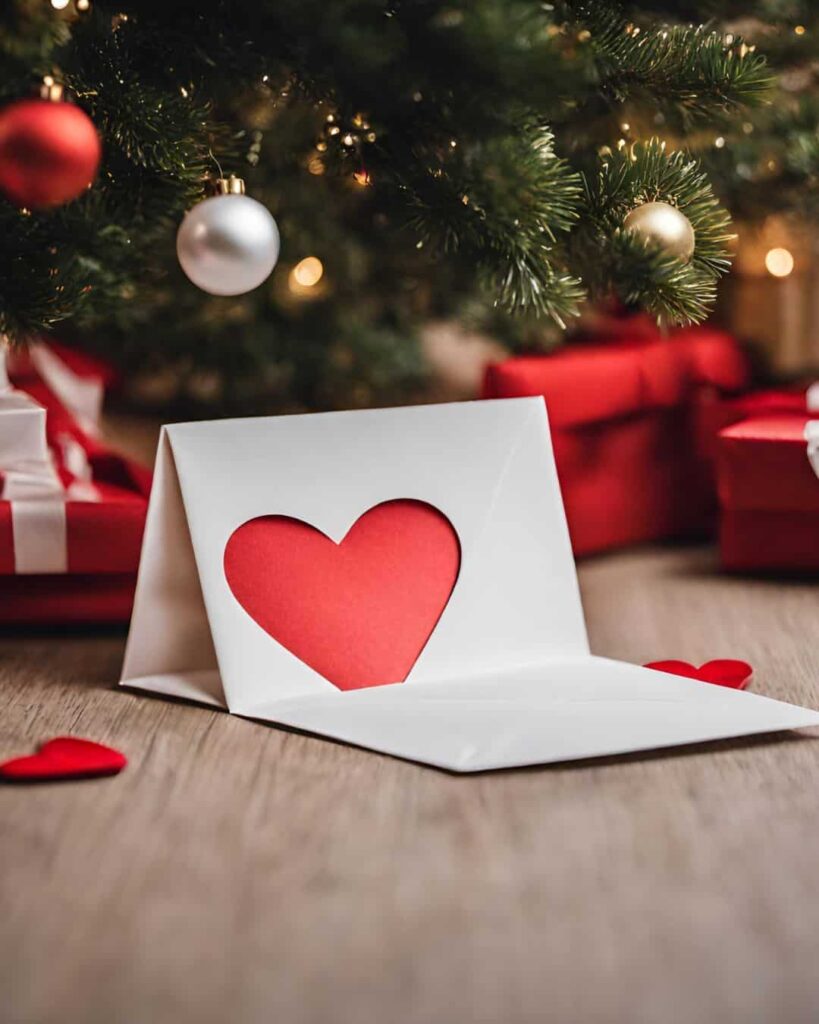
0, 344, 150, 624
482, 325, 750, 556
694, 383, 814, 465
717, 416, 819, 572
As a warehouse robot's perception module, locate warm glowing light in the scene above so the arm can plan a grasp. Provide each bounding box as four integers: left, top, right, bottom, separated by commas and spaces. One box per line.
795, 25, 807, 36
307, 156, 325, 175
76, 0, 90, 9
765, 248, 795, 277
51, 0, 71, 8
353, 168, 371, 186
290, 257, 324, 289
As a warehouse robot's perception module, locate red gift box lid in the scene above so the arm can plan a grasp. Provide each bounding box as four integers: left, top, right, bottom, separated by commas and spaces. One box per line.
716, 415, 819, 513
482, 326, 749, 429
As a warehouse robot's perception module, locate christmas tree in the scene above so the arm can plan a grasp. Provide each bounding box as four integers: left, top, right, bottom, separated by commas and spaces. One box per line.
0, 1, 810, 411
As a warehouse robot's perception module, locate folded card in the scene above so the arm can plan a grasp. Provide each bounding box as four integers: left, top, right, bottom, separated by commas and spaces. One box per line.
120, 398, 819, 771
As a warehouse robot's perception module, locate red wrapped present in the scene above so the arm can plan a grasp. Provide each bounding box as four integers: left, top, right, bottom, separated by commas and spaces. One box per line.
0, 344, 149, 624
694, 382, 818, 466
482, 324, 750, 556
717, 415, 819, 573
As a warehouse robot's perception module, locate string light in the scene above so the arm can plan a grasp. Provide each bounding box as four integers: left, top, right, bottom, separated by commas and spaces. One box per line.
290, 257, 324, 289
765, 248, 794, 277
315, 109, 376, 159
50, 0, 71, 8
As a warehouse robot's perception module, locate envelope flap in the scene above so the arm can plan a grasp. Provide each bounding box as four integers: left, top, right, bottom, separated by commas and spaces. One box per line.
249, 656, 819, 772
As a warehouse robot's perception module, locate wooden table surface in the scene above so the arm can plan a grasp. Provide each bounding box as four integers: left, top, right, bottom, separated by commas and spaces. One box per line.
2, 421, 819, 1024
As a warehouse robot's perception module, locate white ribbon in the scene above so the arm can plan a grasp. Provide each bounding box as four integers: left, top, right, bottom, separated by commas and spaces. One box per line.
29, 342, 104, 434
0, 343, 68, 574
804, 380, 819, 482
805, 419, 819, 481
10, 500, 67, 573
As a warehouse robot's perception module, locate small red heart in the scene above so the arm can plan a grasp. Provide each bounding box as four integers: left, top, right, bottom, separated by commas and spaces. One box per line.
0, 737, 127, 782
643, 659, 753, 690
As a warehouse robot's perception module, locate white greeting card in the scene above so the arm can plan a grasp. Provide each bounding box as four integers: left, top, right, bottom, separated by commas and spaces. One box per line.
120, 398, 819, 771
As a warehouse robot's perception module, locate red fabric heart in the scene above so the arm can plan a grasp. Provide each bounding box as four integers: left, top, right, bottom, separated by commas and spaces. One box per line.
0, 737, 127, 782
224, 498, 461, 691
643, 659, 753, 690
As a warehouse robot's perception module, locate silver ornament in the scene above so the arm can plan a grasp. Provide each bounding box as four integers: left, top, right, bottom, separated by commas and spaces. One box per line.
176, 179, 280, 296
622, 201, 695, 263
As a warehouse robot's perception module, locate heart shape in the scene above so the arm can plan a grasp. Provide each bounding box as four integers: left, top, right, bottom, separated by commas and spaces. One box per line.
643, 659, 753, 690
0, 737, 127, 782
224, 498, 461, 691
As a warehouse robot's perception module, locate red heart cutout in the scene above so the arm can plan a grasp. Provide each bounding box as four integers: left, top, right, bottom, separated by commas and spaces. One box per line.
224, 498, 461, 691
643, 659, 753, 690
0, 737, 127, 782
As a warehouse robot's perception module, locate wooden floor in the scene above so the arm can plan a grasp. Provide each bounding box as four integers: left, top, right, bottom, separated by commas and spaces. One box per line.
2, 533, 819, 1024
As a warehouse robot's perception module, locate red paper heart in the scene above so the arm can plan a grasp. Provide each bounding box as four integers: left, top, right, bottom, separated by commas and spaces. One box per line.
224, 499, 461, 691
0, 737, 127, 782
643, 659, 753, 690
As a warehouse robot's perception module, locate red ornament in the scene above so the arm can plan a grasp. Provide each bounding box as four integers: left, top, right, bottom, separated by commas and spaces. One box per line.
0, 736, 127, 782
0, 98, 101, 209
643, 659, 753, 690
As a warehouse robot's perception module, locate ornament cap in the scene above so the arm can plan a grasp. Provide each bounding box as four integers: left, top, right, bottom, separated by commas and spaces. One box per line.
216, 175, 246, 195
39, 79, 65, 103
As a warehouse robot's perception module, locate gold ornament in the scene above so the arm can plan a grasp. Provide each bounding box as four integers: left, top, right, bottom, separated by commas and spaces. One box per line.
623, 201, 695, 263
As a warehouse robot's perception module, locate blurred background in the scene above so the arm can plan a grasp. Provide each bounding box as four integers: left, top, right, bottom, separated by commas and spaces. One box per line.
2, 2, 819, 414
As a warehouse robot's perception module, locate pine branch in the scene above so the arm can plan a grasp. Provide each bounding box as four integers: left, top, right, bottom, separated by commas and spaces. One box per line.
396, 128, 585, 323
574, 138, 734, 323
572, 2, 773, 117
0, 0, 788, 404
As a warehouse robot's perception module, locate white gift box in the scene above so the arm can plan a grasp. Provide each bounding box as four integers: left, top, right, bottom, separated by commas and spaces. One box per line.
121, 398, 819, 772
